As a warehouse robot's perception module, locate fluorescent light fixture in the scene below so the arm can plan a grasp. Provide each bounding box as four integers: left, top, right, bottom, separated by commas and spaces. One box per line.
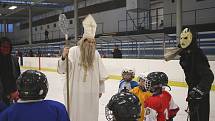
8, 6, 17, 10
0, 13, 2, 16
151, 22, 157, 25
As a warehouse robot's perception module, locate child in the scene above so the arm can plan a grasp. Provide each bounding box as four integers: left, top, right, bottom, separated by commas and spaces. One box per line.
144, 72, 179, 121
105, 89, 141, 121
0, 70, 70, 121
118, 68, 138, 92
130, 73, 152, 121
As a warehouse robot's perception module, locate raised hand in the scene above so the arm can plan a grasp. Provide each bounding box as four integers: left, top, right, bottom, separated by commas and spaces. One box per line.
62, 47, 70, 60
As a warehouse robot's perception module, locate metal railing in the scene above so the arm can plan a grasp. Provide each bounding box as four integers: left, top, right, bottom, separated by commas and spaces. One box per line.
118, 6, 215, 32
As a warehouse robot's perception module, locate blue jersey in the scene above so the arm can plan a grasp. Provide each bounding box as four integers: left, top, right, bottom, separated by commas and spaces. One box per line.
0, 100, 70, 121
118, 80, 139, 92
0, 101, 7, 112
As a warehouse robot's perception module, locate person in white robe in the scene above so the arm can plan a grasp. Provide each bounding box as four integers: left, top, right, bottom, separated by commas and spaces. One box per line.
57, 14, 108, 121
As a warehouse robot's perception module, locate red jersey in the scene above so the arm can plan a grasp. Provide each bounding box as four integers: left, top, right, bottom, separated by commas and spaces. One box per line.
144, 91, 179, 121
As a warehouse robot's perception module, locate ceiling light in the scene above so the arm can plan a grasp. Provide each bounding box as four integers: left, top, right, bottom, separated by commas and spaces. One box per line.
8, 6, 17, 10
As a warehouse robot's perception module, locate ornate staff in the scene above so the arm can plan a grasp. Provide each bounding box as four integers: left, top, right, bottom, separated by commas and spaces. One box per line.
58, 14, 70, 113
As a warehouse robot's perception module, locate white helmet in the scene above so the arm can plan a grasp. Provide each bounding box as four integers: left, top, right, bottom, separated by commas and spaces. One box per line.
137, 72, 148, 82
121, 67, 135, 77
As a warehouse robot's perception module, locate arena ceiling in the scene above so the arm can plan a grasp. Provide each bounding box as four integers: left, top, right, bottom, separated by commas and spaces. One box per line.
0, 0, 84, 23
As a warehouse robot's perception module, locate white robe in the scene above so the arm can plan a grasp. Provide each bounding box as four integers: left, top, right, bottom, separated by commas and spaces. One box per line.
57, 46, 108, 121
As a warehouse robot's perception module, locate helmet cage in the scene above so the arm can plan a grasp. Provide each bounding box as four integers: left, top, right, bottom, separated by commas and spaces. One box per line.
122, 68, 135, 78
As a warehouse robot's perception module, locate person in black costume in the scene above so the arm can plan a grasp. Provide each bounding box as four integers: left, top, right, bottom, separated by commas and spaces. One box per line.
0, 37, 20, 110
166, 28, 214, 121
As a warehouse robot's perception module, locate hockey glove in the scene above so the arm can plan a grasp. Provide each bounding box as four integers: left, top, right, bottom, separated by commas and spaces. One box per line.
188, 87, 204, 100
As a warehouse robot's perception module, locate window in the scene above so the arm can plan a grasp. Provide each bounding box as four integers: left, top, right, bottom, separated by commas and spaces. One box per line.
53, 23, 56, 27
40, 26, 43, 30
7, 24, 14, 32
0, 24, 14, 32
47, 25, 49, 29
171, 0, 175, 3
0, 24, 3, 32
70, 20, 73, 24
35, 27, 37, 31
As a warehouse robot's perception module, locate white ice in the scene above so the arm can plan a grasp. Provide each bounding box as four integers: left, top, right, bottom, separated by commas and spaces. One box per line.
43, 71, 215, 121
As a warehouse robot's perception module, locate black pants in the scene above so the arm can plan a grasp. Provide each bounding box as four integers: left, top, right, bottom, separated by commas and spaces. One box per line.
188, 93, 210, 121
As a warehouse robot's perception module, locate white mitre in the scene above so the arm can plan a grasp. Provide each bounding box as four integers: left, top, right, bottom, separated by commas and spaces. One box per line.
82, 14, 97, 39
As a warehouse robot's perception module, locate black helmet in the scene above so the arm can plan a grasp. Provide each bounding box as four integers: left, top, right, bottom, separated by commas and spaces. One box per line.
105, 91, 141, 121
145, 72, 169, 93
17, 70, 48, 100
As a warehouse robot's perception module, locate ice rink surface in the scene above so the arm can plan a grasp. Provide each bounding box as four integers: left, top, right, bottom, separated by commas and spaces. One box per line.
43, 71, 215, 121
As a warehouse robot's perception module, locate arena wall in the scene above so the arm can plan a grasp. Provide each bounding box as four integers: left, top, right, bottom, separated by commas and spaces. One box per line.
21, 57, 215, 89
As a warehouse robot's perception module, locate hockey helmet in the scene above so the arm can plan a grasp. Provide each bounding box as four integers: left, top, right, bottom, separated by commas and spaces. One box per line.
17, 70, 48, 100
121, 67, 135, 78
137, 72, 149, 82
105, 91, 141, 121
145, 72, 169, 92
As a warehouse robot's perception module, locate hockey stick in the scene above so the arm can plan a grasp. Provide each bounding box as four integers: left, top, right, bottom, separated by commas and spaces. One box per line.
58, 14, 70, 113
164, 47, 182, 61
185, 100, 201, 121
185, 106, 190, 121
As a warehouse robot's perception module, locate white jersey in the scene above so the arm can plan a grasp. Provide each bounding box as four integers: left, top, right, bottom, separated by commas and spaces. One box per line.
144, 107, 158, 121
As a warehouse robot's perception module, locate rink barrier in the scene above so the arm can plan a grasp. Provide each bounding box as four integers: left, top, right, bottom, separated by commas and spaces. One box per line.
20, 66, 215, 91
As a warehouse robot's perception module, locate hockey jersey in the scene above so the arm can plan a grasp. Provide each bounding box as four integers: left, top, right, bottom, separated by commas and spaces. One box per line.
0, 101, 7, 112
144, 91, 179, 121
130, 86, 152, 121
118, 80, 138, 92
0, 100, 70, 121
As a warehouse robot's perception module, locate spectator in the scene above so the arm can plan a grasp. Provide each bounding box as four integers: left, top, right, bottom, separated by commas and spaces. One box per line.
0, 37, 20, 109
45, 30, 49, 40
112, 45, 122, 58
29, 49, 33, 57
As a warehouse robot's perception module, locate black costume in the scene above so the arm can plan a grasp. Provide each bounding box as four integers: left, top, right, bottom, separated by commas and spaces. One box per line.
179, 32, 214, 121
